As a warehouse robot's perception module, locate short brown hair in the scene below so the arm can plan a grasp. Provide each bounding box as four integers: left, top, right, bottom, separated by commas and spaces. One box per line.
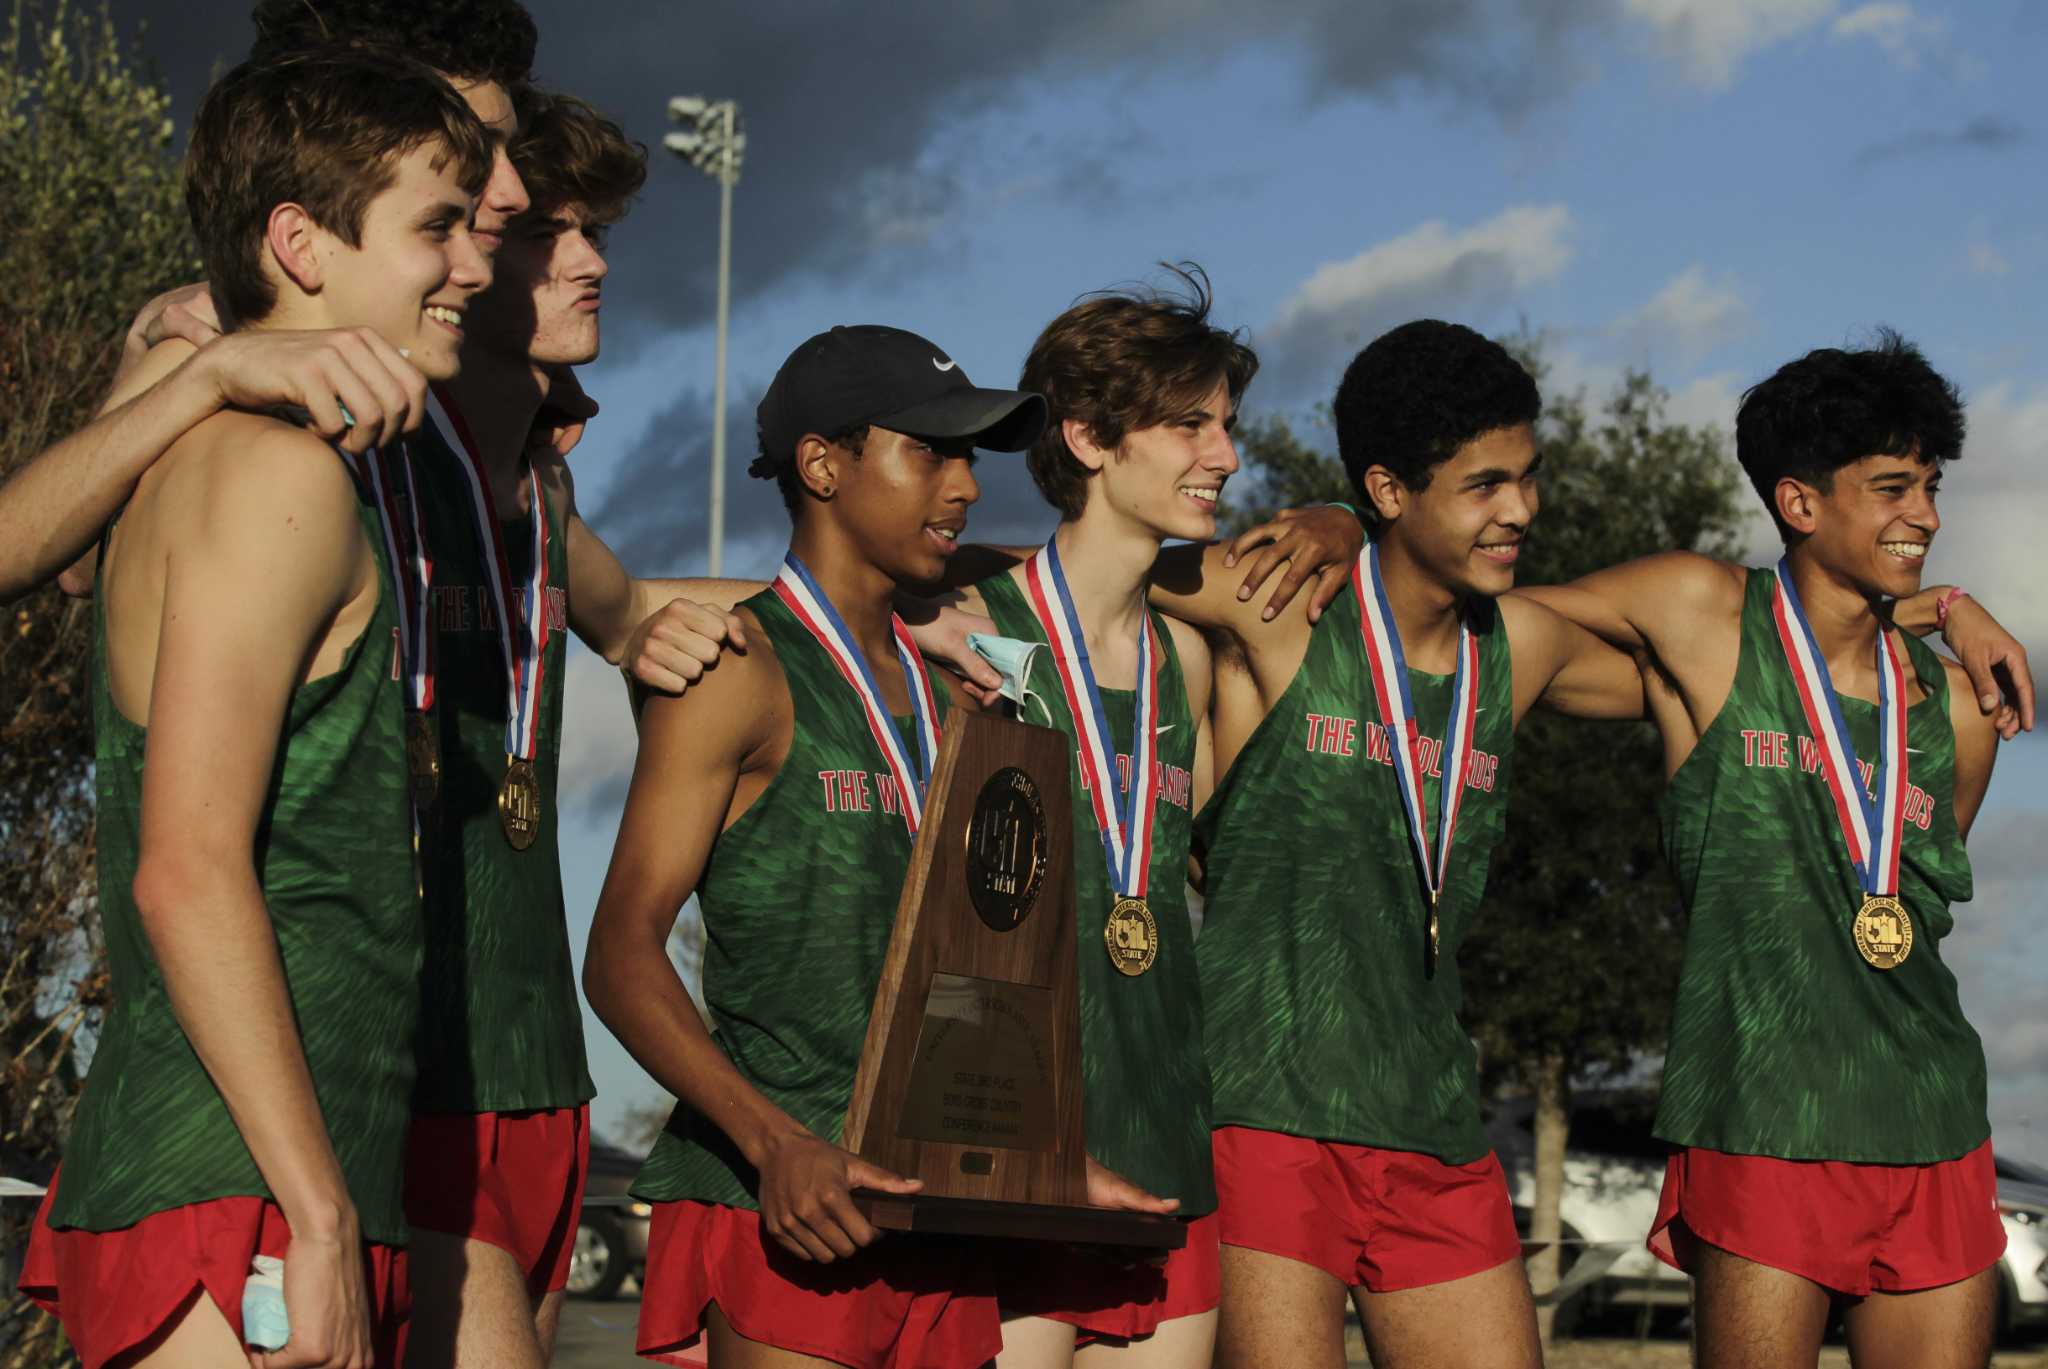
1020, 264, 1259, 519
511, 89, 648, 225
185, 48, 492, 327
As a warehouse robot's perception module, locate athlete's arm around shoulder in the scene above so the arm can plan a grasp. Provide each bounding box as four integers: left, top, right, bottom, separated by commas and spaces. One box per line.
1944, 655, 2000, 841
1494, 593, 1648, 726
123, 415, 381, 1363
1513, 551, 1746, 727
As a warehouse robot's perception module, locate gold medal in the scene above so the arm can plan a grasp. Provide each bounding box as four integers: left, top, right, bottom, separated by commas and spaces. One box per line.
498, 757, 542, 851
406, 713, 441, 814
1104, 896, 1158, 977
1852, 893, 1912, 970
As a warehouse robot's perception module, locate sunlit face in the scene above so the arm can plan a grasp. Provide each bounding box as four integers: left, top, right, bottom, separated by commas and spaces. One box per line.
468, 202, 610, 366
446, 76, 528, 254
1792, 453, 1941, 599
309, 140, 490, 380
829, 427, 981, 587
1375, 423, 1541, 598
1092, 378, 1240, 542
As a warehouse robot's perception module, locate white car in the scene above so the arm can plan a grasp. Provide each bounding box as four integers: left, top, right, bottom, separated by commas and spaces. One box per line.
1994, 1154, 2048, 1337
1486, 1091, 1688, 1332
1492, 1097, 2048, 1343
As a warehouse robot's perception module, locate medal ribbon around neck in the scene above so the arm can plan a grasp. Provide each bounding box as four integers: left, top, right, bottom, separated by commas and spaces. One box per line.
1022, 539, 1162, 901
1351, 543, 1480, 910
428, 385, 550, 764
771, 552, 940, 835
1768, 556, 1909, 900
352, 444, 435, 718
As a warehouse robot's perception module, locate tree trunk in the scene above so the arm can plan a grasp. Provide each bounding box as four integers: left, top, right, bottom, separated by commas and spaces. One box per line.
1528, 1052, 1570, 1344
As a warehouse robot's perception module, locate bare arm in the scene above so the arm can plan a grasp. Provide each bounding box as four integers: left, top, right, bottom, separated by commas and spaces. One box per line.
130, 434, 379, 1366
583, 644, 920, 1263
1497, 594, 1647, 725
1945, 657, 2000, 840
1894, 589, 2032, 737
2, 326, 429, 604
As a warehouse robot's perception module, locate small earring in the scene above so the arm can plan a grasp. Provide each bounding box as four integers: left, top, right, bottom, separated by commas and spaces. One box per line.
819, 485, 836, 497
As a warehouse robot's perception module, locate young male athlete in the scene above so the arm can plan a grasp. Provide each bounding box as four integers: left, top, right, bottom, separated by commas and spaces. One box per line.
584, 324, 1047, 1369
0, 0, 536, 604
1517, 333, 2017, 1368
1136, 321, 1666, 1369
17, 49, 492, 1369
925, 279, 1250, 1366
0, 8, 785, 1362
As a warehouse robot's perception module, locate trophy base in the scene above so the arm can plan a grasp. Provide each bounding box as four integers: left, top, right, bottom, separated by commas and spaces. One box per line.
851, 1190, 1188, 1249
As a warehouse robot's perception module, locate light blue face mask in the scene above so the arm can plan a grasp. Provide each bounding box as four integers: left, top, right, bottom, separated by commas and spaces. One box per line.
968, 632, 1050, 724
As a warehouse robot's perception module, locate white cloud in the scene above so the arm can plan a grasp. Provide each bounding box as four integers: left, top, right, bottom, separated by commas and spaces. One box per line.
1966, 241, 2011, 276
558, 646, 642, 812
1830, 2, 1945, 69
1257, 205, 1574, 396
1920, 378, 2048, 648
1621, 0, 1837, 88
1612, 266, 1753, 363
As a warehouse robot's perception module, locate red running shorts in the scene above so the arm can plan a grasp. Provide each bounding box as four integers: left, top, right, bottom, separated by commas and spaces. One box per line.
635, 1198, 1003, 1369
20, 1177, 409, 1369
403, 1104, 591, 1297
1211, 1125, 1522, 1293
1649, 1139, 2007, 1296
996, 1211, 1220, 1343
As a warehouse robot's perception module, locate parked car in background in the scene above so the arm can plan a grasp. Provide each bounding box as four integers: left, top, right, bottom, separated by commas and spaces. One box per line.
571, 1142, 651, 1300
1995, 1152, 2048, 1337
1488, 1089, 1686, 1334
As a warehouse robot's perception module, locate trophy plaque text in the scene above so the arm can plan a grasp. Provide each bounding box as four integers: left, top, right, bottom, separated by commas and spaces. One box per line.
844, 711, 1184, 1249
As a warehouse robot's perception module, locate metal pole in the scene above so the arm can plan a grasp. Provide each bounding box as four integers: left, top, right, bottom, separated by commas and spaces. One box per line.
708, 102, 734, 577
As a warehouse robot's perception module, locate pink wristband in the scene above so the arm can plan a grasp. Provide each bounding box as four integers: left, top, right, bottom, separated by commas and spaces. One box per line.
1934, 586, 1970, 630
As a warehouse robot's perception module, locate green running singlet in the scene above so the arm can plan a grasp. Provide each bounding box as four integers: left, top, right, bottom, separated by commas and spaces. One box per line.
51, 458, 421, 1245
1195, 584, 1513, 1164
633, 588, 948, 1210
978, 571, 1213, 1214
1654, 567, 1984, 1163
407, 415, 592, 1115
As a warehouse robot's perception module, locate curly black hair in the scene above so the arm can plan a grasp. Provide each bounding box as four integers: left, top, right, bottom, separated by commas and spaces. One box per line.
1333, 320, 1539, 501
1736, 329, 1965, 540
248, 0, 537, 87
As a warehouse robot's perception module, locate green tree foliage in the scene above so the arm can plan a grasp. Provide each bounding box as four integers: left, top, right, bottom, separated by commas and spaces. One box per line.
0, 4, 195, 1362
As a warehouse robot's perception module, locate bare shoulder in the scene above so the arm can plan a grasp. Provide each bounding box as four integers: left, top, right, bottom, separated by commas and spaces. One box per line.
159, 411, 360, 538
1630, 549, 1746, 608
641, 603, 789, 760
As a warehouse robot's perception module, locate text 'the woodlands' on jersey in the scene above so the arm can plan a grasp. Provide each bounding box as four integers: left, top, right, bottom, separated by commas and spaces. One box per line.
407, 411, 593, 1115
1656, 567, 1984, 1164
1196, 584, 1513, 1165
979, 572, 1213, 1214
633, 589, 948, 1211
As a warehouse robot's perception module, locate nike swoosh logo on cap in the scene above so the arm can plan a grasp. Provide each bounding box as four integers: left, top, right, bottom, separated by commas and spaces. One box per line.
932, 357, 957, 372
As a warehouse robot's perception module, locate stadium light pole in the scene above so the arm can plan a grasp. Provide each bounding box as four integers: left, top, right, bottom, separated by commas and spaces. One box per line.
664, 96, 745, 576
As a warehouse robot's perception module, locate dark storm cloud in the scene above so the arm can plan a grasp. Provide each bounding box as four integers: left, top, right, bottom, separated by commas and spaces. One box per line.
106, 0, 1609, 343
1855, 115, 2028, 167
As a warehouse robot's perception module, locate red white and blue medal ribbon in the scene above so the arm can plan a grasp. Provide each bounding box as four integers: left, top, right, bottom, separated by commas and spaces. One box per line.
772, 551, 940, 835
353, 444, 435, 718
428, 385, 550, 765
1351, 543, 1479, 955
1021, 540, 1161, 902
1768, 556, 1908, 901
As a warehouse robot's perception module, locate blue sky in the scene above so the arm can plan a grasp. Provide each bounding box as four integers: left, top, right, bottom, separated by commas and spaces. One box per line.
114, 0, 2047, 1161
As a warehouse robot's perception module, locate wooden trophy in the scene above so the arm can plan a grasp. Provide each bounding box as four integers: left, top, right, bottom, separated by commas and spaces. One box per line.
844, 710, 1185, 1249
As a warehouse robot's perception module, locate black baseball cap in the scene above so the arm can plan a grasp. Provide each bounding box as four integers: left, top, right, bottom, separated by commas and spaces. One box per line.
750, 325, 1048, 478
